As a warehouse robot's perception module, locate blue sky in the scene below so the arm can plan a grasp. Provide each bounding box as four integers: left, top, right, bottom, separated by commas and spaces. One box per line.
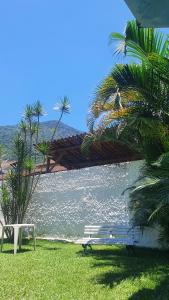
0, 0, 133, 131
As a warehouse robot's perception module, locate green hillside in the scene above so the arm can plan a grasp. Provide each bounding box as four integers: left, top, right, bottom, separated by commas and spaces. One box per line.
0, 120, 81, 159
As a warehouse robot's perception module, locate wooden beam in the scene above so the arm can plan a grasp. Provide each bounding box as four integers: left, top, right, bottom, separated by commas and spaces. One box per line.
46, 158, 50, 172
50, 144, 81, 152
48, 152, 66, 171
60, 156, 141, 169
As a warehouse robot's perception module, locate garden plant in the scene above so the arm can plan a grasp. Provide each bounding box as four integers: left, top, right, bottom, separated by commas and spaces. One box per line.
84, 20, 169, 244
0, 98, 70, 240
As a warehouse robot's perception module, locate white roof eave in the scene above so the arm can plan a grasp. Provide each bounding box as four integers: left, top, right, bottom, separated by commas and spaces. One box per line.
125, 0, 169, 28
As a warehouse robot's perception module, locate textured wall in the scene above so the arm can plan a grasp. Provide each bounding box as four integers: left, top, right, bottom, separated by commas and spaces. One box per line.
26, 161, 143, 238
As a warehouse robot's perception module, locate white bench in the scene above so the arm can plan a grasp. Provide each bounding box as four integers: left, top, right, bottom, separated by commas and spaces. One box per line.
75, 224, 140, 252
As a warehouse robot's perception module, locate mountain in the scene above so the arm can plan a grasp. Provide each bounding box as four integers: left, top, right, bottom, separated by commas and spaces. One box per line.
0, 120, 81, 159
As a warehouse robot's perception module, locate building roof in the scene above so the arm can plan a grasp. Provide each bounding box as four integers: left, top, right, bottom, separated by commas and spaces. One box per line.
125, 0, 169, 27
0, 161, 67, 181
34, 163, 67, 174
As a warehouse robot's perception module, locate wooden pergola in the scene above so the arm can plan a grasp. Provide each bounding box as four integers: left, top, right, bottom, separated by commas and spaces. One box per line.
46, 133, 141, 172
0, 133, 142, 179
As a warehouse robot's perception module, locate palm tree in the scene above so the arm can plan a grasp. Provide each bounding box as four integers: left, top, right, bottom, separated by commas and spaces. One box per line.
84, 20, 169, 163
127, 152, 169, 244
36, 96, 70, 172
33, 100, 45, 143
0, 104, 44, 238
84, 20, 169, 244
52, 96, 70, 142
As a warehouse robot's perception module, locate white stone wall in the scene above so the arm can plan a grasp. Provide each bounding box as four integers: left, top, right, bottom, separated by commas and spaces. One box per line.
25, 160, 161, 248
26, 162, 139, 237
0, 160, 161, 248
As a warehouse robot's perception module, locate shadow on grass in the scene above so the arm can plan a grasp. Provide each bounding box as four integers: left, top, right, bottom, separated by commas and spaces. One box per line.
0, 238, 35, 254
37, 244, 61, 251
77, 246, 169, 299
1, 248, 32, 254
0, 239, 64, 253
36, 240, 69, 251
129, 278, 169, 300
3, 238, 31, 245
36, 239, 71, 251
1, 244, 61, 254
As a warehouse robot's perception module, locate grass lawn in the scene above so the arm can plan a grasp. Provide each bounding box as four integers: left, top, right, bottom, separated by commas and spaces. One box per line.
0, 240, 169, 300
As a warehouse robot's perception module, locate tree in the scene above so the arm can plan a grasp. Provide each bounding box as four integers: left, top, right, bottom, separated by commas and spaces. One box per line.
0, 98, 70, 240
37, 96, 70, 172
84, 20, 169, 244
84, 20, 169, 163
127, 152, 169, 244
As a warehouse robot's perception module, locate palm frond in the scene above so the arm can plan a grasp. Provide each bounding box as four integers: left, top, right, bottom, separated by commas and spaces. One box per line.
110, 20, 168, 59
